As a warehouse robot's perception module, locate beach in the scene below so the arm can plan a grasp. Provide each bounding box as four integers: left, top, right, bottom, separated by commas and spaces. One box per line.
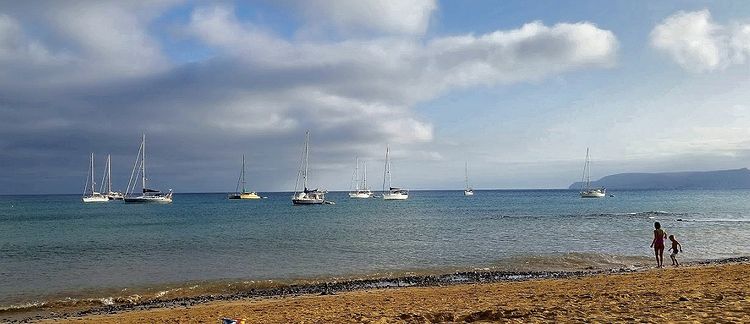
3, 191, 750, 322
34, 260, 749, 323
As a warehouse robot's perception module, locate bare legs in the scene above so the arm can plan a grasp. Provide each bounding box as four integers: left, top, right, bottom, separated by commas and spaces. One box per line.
654, 247, 664, 268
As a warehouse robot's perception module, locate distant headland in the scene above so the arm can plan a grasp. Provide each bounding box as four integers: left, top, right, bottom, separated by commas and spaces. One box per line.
569, 168, 750, 190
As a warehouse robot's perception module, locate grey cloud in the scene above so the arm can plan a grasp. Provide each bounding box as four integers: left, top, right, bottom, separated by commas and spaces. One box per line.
287, 0, 437, 37
0, 2, 619, 194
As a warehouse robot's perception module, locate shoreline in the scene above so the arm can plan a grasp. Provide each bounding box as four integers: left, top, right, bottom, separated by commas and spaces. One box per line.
4, 256, 747, 322
0, 252, 654, 316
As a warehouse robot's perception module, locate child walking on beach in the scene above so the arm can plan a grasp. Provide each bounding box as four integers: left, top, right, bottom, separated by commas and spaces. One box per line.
650, 222, 667, 268
668, 235, 682, 267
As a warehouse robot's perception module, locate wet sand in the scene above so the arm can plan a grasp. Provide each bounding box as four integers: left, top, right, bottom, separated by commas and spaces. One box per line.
43, 260, 749, 323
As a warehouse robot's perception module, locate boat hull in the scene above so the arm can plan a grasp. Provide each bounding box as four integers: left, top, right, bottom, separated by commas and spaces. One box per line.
228, 192, 261, 199
292, 199, 324, 205
464, 190, 474, 196
292, 191, 326, 205
349, 191, 373, 198
107, 192, 124, 200
580, 189, 606, 198
383, 193, 408, 200
82, 195, 109, 203
124, 196, 173, 203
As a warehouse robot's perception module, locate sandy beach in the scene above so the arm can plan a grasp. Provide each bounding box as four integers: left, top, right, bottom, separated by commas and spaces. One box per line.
38, 260, 749, 323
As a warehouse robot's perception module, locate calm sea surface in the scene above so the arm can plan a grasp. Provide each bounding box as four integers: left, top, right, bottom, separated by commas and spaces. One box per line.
1, 190, 749, 309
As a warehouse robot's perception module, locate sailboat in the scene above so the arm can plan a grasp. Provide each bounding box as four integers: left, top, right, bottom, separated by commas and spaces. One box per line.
124, 134, 173, 203
292, 131, 326, 205
382, 145, 408, 200
82, 153, 109, 203
228, 154, 260, 199
349, 157, 373, 198
464, 161, 474, 196
101, 154, 124, 200
579, 148, 606, 198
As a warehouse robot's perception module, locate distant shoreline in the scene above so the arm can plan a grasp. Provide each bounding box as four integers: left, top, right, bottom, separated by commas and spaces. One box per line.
5, 256, 748, 322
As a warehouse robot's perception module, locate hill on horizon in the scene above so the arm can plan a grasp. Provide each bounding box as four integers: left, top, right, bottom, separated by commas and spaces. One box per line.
569, 168, 750, 190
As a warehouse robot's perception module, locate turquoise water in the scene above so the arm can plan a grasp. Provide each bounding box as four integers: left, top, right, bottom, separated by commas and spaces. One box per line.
1, 190, 749, 309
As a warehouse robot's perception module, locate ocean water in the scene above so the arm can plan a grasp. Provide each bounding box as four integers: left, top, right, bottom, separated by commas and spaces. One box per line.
1, 189, 749, 311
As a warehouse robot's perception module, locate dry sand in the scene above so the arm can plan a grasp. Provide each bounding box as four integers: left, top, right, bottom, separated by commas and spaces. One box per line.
47, 263, 749, 323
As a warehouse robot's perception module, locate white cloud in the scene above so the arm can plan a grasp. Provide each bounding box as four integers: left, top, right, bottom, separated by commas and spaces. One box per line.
294, 0, 437, 36
185, 5, 617, 147
187, 5, 292, 63
651, 9, 750, 72
423, 21, 617, 91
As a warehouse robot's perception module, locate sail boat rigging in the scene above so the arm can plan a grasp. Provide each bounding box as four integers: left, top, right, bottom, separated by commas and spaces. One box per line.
100, 154, 124, 200
464, 161, 474, 196
228, 154, 260, 199
124, 133, 173, 203
579, 148, 606, 198
82, 153, 109, 203
292, 131, 327, 205
349, 157, 373, 198
382, 145, 408, 200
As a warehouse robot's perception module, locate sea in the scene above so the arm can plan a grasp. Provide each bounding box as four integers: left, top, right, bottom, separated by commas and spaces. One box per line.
1, 189, 749, 315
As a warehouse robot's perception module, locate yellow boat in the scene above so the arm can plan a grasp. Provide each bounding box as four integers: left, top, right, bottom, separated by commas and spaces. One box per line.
228, 155, 261, 200
232, 191, 261, 199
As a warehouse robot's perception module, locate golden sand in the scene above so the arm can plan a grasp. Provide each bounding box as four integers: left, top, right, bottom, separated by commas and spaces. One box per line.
48, 263, 749, 323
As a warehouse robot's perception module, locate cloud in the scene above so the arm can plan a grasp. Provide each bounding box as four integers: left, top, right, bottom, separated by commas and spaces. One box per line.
0, 14, 75, 84
187, 5, 617, 100
0, 14, 63, 64
0, 1, 174, 86
44, 1, 171, 75
422, 21, 617, 90
181, 5, 616, 158
0, 2, 618, 193
651, 9, 750, 72
292, 0, 437, 36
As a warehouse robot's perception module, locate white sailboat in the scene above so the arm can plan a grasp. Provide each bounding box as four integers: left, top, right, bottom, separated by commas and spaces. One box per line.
382, 145, 408, 200
292, 131, 326, 205
349, 157, 373, 198
580, 148, 606, 198
82, 153, 109, 203
101, 154, 124, 200
124, 134, 173, 203
228, 154, 261, 199
464, 161, 474, 196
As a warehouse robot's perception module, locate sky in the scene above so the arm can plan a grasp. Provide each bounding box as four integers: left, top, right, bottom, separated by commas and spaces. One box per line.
3, 0, 750, 194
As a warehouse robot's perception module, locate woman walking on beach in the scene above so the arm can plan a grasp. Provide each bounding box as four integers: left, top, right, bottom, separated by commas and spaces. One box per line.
650, 222, 667, 268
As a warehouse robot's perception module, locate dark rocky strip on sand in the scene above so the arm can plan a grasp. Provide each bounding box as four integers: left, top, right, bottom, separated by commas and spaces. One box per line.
7, 256, 749, 323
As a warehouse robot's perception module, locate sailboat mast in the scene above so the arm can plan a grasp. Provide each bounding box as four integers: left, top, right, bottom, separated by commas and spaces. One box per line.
107, 154, 112, 193
580, 148, 590, 190
99, 154, 107, 193
90, 153, 96, 194
465, 161, 468, 189
303, 131, 309, 189
586, 149, 591, 188
363, 162, 367, 190
388, 149, 392, 188
141, 133, 146, 191
383, 145, 390, 191
241, 154, 246, 192
354, 157, 360, 191
83, 154, 90, 196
